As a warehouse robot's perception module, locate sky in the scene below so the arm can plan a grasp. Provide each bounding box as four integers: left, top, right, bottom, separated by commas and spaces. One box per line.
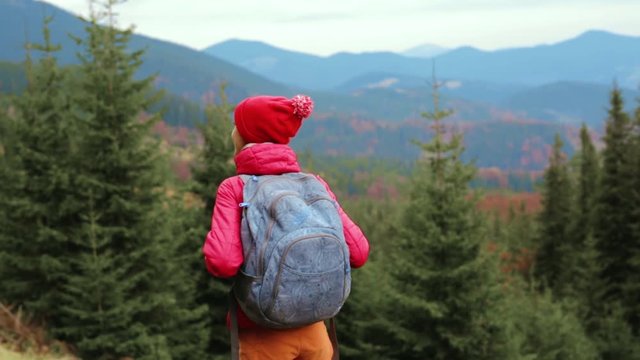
42, 0, 640, 56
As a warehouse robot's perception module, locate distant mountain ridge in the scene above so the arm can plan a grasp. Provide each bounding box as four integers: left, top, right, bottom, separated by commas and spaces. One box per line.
206, 31, 640, 91
205, 39, 423, 91
205, 33, 640, 126
0, 0, 290, 102
206, 40, 433, 90
434, 30, 640, 87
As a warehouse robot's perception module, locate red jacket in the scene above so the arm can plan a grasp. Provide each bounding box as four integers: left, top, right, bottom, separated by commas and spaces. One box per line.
202, 143, 370, 328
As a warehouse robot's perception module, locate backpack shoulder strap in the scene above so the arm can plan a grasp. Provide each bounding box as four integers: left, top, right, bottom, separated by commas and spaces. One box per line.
229, 292, 240, 360
326, 318, 340, 360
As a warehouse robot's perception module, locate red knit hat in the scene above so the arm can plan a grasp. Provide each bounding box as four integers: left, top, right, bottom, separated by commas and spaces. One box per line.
234, 94, 314, 144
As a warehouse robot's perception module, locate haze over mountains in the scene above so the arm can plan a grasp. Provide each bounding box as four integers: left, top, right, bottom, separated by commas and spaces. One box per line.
1, 0, 639, 170
204, 33, 639, 126
402, 44, 450, 59
205, 31, 640, 91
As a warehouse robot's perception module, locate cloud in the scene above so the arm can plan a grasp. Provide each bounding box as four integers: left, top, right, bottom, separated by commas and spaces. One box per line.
408, 0, 639, 13
279, 12, 353, 23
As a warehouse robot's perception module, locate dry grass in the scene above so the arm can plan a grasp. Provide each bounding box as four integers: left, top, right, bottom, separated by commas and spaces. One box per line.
0, 304, 74, 359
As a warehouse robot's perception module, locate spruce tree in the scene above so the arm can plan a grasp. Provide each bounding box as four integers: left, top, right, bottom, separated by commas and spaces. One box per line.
626, 100, 640, 333
0, 18, 77, 326
191, 85, 235, 215
595, 87, 636, 326
55, 2, 206, 358
499, 281, 598, 359
573, 125, 599, 246
565, 125, 601, 314
379, 76, 502, 359
188, 86, 236, 356
0, 92, 12, 289
534, 134, 573, 295
335, 199, 400, 359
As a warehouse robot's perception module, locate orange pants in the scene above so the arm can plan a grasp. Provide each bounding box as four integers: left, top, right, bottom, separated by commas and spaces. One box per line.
239, 321, 333, 360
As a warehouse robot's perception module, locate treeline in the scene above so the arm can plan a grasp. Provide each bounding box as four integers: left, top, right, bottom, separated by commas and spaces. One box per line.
1, 3, 640, 360
332, 85, 640, 359
297, 153, 542, 194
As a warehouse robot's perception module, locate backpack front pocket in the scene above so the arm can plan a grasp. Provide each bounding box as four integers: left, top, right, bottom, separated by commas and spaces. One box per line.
263, 234, 348, 327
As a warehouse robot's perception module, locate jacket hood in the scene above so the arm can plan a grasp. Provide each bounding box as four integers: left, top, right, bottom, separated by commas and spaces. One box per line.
234, 143, 301, 175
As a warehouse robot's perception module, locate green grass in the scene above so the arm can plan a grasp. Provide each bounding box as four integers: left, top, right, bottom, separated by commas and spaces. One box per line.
0, 345, 73, 360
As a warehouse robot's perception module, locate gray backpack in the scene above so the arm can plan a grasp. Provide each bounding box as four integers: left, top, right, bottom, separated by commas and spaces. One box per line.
232, 173, 351, 329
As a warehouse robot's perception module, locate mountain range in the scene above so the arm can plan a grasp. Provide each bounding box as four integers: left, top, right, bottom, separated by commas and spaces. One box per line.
1, 0, 639, 171
0, 0, 289, 100
205, 31, 640, 91
204, 34, 640, 126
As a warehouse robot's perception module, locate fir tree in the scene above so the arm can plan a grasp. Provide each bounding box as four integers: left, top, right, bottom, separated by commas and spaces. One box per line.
626, 100, 640, 334
595, 87, 636, 327
188, 85, 236, 356
573, 125, 599, 246
0, 92, 12, 290
55, 2, 206, 358
379, 75, 502, 359
565, 125, 601, 315
498, 280, 598, 359
0, 18, 77, 326
191, 85, 235, 216
534, 134, 573, 295
338, 259, 393, 360
335, 198, 400, 359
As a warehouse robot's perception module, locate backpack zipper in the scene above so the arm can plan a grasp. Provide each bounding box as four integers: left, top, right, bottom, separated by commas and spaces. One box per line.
258, 194, 337, 275
245, 175, 301, 203
243, 176, 292, 273
257, 191, 299, 274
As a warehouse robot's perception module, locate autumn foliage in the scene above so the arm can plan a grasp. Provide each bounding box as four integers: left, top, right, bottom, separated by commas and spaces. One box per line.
477, 192, 541, 218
